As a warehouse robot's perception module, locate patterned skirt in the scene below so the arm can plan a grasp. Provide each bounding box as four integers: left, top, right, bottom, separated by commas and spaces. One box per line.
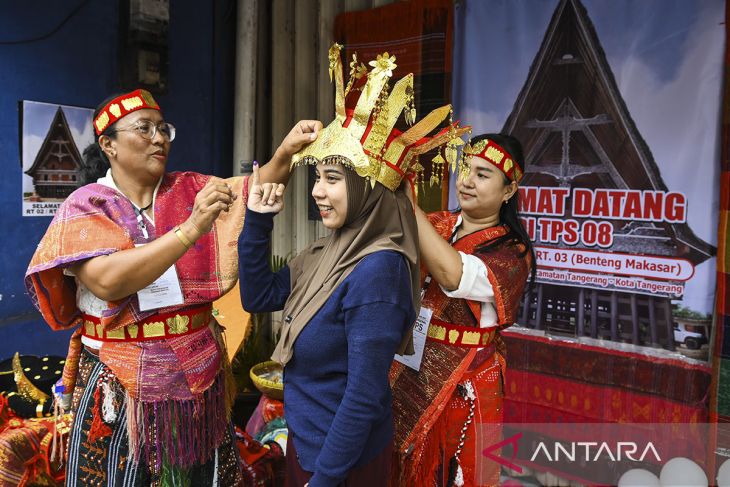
65, 349, 244, 486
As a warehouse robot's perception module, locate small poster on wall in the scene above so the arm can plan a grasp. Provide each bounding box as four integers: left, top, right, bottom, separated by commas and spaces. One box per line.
21, 100, 94, 217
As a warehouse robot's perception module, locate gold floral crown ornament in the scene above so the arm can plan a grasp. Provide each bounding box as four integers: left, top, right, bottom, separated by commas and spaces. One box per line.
291, 44, 470, 191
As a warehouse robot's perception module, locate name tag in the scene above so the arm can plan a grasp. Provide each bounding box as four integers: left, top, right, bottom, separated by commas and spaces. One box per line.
136, 245, 185, 311
394, 306, 433, 372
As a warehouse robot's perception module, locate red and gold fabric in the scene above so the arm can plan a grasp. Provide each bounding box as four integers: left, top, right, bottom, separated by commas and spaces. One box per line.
427, 317, 497, 348
80, 304, 212, 342
390, 211, 531, 487
463, 137, 523, 182
0, 394, 70, 487
93, 89, 160, 135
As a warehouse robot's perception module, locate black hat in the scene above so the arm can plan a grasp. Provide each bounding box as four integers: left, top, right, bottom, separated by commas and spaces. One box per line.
0, 353, 65, 419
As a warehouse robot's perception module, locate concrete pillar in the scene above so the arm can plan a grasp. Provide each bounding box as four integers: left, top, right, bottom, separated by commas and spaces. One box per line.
233, 0, 258, 176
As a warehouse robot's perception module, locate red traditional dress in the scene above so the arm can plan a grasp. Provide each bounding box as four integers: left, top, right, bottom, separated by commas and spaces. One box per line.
390, 211, 531, 487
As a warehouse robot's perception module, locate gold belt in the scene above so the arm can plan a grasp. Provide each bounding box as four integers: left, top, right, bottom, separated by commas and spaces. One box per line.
81, 304, 212, 342
427, 317, 496, 348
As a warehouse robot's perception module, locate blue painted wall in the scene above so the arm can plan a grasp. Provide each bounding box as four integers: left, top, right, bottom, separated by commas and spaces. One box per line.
0, 1, 235, 358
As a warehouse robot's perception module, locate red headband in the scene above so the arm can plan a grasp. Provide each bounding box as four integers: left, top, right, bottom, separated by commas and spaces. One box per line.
94, 89, 160, 136
463, 138, 523, 182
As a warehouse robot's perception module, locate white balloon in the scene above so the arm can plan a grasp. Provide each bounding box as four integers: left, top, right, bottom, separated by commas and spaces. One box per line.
660, 457, 708, 487
618, 468, 660, 487
717, 458, 730, 487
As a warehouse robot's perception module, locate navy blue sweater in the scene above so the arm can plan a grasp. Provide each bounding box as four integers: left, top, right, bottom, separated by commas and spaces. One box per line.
239, 209, 415, 487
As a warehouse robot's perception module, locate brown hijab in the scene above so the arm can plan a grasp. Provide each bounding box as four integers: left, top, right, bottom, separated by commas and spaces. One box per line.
271, 165, 419, 366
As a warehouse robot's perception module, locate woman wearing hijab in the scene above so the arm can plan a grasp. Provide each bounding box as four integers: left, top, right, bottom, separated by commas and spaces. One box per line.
240, 159, 416, 486
238, 44, 468, 487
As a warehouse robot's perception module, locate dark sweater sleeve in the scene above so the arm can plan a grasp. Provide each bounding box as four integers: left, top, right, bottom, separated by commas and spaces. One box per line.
238, 208, 291, 312
309, 253, 414, 487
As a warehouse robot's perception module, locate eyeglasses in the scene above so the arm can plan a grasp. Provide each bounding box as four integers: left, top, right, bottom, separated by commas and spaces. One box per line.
112, 120, 176, 142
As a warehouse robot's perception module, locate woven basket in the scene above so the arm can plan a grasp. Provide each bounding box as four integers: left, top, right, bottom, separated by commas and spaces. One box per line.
250, 361, 284, 400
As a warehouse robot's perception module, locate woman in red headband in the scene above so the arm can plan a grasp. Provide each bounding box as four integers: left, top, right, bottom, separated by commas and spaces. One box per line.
25, 89, 321, 485
391, 133, 535, 487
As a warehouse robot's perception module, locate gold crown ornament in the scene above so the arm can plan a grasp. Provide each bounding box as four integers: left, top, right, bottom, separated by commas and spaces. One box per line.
291, 44, 470, 191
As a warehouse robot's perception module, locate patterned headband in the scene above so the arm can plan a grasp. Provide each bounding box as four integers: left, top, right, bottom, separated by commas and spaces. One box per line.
463, 138, 523, 182
94, 89, 160, 136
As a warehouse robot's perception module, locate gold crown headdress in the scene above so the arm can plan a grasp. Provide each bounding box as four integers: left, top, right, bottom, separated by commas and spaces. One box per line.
291, 44, 470, 191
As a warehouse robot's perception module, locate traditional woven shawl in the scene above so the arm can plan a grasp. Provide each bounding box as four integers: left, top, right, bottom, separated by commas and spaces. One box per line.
389, 210, 531, 486
25, 171, 248, 468
26, 172, 246, 333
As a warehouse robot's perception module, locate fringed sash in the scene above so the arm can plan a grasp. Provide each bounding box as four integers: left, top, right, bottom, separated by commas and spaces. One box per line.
126, 365, 236, 470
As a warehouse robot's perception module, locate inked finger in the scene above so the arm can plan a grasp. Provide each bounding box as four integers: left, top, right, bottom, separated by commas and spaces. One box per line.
251, 161, 260, 186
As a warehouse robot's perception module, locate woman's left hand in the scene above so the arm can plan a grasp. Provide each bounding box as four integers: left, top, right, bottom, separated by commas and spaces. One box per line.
248, 162, 285, 213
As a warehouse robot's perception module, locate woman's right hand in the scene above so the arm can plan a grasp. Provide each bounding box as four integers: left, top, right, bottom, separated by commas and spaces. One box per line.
185, 176, 237, 236
248, 162, 285, 214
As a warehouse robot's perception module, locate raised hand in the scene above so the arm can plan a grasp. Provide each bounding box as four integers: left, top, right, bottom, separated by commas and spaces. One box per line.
247, 161, 285, 214
259, 120, 324, 187
277, 120, 324, 158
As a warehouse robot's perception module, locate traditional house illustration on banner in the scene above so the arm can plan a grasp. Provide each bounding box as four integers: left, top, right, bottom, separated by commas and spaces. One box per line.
503, 0, 715, 351
24, 107, 83, 199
